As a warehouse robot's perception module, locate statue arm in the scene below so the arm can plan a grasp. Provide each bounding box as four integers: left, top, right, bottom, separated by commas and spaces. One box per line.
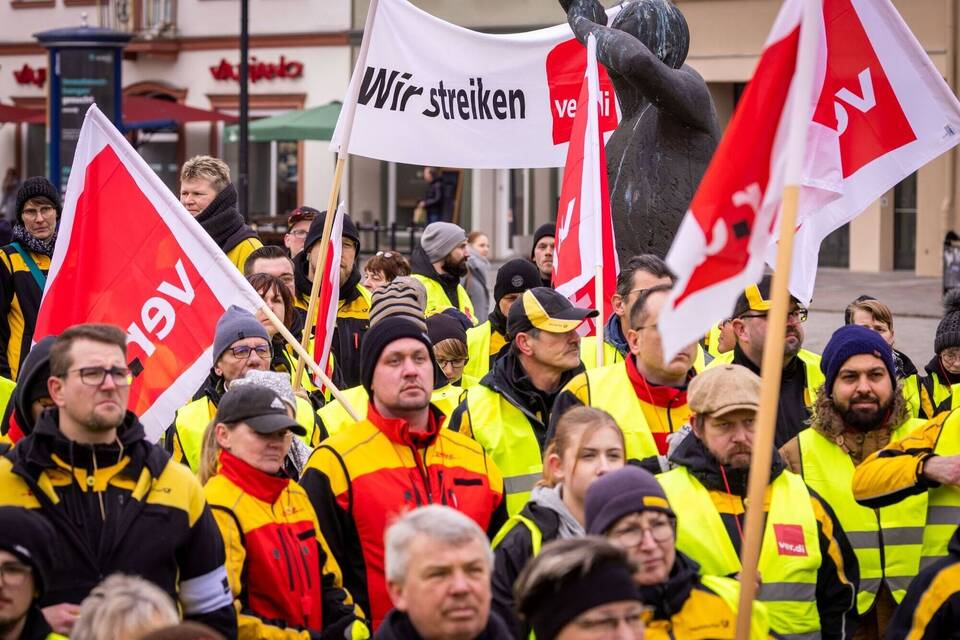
569, 15, 716, 133
560, 0, 608, 28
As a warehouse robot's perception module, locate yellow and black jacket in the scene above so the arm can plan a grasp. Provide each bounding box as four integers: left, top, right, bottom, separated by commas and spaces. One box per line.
300, 402, 506, 629
463, 314, 508, 386
204, 449, 365, 639
410, 245, 476, 324
885, 526, 960, 640
663, 435, 859, 640
852, 410, 960, 571
0, 243, 49, 379
0, 410, 237, 637
294, 253, 371, 390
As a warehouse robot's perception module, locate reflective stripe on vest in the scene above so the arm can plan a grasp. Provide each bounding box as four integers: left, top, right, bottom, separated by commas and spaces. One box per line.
492, 513, 543, 555
700, 574, 772, 640
579, 336, 623, 371
414, 275, 476, 325
465, 385, 543, 516
923, 411, 960, 568
176, 395, 317, 471
798, 423, 926, 611
659, 467, 821, 638
464, 322, 493, 385
583, 362, 664, 461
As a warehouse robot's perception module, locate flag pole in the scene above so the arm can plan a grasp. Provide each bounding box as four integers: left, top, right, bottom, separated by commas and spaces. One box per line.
734, 2, 820, 638
293, 0, 381, 391
586, 33, 606, 367
260, 304, 360, 422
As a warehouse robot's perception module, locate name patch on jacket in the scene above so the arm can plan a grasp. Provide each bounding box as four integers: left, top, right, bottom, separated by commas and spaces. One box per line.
773, 524, 808, 556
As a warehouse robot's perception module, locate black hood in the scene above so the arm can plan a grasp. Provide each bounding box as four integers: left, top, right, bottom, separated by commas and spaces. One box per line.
637, 551, 703, 620
2, 335, 55, 438
194, 183, 257, 253
488, 306, 507, 338
375, 609, 513, 640
293, 248, 362, 304
668, 430, 785, 497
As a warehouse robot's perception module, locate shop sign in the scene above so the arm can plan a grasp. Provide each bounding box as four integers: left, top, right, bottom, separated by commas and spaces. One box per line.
14, 63, 46, 87
210, 56, 304, 83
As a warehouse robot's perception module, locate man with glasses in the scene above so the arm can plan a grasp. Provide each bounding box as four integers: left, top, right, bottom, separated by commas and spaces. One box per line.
660, 364, 858, 639
283, 206, 317, 258
0, 177, 60, 380
0, 506, 61, 640
583, 466, 774, 639
0, 325, 236, 638
552, 285, 699, 471
709, 274, 825, 447
165, 305, 314, 471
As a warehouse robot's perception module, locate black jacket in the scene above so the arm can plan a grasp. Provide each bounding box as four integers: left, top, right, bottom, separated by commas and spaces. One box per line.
374, 609, 513, 640
886, 527, 960, 639
732, 344, 810, 448
293, 250, 369, 389
411, 245, 464, 313
669, 435, 859, 640
194, 183, 257, 254
492, 502, 562, 639
0, 411, 237, 638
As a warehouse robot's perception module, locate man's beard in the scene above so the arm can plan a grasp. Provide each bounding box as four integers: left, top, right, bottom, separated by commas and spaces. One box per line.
443, 255, 468, 277
841, 393, 893, 432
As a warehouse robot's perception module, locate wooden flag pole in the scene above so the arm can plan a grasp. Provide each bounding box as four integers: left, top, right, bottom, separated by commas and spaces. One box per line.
292, 0, 381, 391
586, 33, 606, 368
595, 264, 605, 366
734, 2, 820, 638
260, 303, 360, 422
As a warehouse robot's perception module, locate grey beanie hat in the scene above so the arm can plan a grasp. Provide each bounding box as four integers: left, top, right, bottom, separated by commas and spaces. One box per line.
420, 222, 467, 263
213, 305, 270, 363
230, 370, 297, 414
370, 276, 428, 331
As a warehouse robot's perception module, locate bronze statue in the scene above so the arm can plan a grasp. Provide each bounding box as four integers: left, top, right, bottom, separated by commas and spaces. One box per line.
561, 0, 720, 260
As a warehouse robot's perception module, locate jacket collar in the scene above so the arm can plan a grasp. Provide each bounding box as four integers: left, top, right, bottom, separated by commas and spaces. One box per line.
604, 313, 629, 355
377, 608, 513, 640
17, 605, 56, 640
367, 399, 442, 448
637, 551, 701, 619
668, 430, 784, 496
483, 348, 583, 425
733, 343, 804, 379
624, 355, 690, 407
219, 449, 289, 504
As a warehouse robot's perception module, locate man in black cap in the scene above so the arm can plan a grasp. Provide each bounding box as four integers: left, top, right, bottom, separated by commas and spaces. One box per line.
0, 177, 60, 380
708, 273, 824, 447
300, 315, 505, 629
0, 506, 59, 639
463, 258, 542, 385
293, 209, 370, 389
530, 223, 555, 288
449, 287, 596, 516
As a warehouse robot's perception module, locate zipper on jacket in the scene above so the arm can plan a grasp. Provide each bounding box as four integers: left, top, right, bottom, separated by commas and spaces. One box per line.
276, 531, 296, 591
411, 446, 433, 503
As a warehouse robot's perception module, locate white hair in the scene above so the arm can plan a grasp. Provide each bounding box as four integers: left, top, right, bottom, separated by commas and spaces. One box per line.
71, 574, 180, 640
384, 505, 493, 583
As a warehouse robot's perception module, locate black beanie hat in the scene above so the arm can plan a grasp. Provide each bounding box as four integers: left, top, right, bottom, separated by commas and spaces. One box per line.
0, 507, 57, 597
426, 312, 467, 346
360, 316, 434, 394
821, 324, 896, 394
304, 210, 360, 254
585, 466, 675, 536
15, 176, 62, 225
530, 223, 556, 259
936, 289, 960, 354
494, 258, 542, 303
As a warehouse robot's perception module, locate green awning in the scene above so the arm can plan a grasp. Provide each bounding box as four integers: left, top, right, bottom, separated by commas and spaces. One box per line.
224, 101, 342, 142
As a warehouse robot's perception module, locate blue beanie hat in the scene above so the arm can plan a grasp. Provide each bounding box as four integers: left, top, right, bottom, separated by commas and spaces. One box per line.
213, 305, 270, 363
821, 324, 896, 395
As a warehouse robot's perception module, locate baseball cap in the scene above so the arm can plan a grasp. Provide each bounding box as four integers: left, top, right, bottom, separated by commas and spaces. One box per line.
507, 287, 598, 337
215, 385, 306, 436
732, 274, 801, 318
687, 364, 760, 418
287, 206, 319, 228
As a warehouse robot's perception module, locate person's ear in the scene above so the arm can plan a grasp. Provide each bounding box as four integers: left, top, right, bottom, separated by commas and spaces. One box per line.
611, 293, 625, 317
731, 318, 747, 341
215, 423, 231, 451
627, 328, 642, 355
515, 333, 534, 356
387, 580, 408, 611
47, 375, 66, 408
545, 452, 565, 484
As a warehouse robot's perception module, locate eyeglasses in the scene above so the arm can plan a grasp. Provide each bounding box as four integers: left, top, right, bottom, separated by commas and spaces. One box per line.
21, 205, 56, 220
739, 307, 809, 323
287, 229, 308, 238
226, 344, 272, 360
572, 606, 648, 634
0, 561, 32, 587
437, 358, 468, 368
65, 366, 132, 387
941, 348, 960, 365
609, 519, 675, 545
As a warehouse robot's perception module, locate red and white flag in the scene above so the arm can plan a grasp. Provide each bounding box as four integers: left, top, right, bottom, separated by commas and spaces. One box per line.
34, 105, 265, 441
311, 204, 344, 386
553, 34, 619, 337
660, 0, 960, 359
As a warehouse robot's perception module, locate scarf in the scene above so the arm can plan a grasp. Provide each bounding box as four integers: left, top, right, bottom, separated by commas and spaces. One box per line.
528, 484, 584, 539
11, 224, 56, 257
194, 184, 256, 252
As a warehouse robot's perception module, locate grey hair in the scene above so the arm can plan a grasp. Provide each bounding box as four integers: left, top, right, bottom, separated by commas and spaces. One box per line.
71, 574, 180, 640
384, 505, 493, 583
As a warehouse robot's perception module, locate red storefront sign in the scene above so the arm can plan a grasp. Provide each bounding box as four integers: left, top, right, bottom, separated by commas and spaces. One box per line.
13, 63, 46, 88
209, 56, 304, 83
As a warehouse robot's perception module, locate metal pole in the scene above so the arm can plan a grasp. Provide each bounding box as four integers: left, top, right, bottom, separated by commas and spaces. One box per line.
238, 0, 249, 220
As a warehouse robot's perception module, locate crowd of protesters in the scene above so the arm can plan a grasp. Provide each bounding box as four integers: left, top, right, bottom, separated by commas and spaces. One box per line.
0, 160, 958, 640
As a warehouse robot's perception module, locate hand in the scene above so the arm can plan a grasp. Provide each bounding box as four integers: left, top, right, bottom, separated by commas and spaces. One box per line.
43, 603, 81, 635
923, 455, 960, 485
